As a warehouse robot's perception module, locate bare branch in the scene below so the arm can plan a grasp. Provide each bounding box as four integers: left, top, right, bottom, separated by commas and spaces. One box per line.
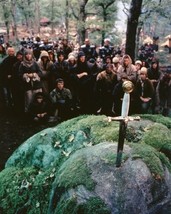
122, 2, 129, 16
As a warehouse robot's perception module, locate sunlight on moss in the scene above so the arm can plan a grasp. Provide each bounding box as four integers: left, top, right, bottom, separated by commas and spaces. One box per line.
131, 143, 171, 178
57, 156, 95, 191
142, 123, 171, 151
140, 114, 171, 129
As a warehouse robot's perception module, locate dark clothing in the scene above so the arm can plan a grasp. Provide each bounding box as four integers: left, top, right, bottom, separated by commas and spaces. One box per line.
135, 78, 154, 114
156, 74, 171, 116
96, 70, 118, 116
50, 60, 69, 89
0, 55, 18, 107
12, 60, 25, 113
80, 44, 97, 60
113, 81, 135, 116
19, 61, 43, 91
75, 61, 95, 114
28, 93, 52, 123
99, 45, 114, 62
50, 87, 72, 121
0, 55, 18, 86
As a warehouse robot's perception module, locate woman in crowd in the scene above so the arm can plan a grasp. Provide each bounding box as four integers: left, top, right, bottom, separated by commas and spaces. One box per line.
19, 49, 43, 113
37, 50, 53, 94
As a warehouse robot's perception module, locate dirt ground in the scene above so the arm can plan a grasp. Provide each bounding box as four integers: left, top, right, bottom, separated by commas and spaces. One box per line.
0, 107, 57, 171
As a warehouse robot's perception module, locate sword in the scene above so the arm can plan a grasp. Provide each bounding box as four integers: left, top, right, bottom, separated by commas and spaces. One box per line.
108, 81, 140, 167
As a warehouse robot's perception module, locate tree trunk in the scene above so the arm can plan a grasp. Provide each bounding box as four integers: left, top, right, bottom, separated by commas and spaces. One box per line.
51, 0, 55, 35
125, 0, 143, 62
65, 0, 69, 40
101, 7, 107, 46
2, 4, 10, 42
34, 0, 40, 34
11, 0, 18, 43
78, 0, 88, 45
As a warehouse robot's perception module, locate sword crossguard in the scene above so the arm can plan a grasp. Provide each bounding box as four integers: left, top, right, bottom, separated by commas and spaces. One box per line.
108, 116, 141, 123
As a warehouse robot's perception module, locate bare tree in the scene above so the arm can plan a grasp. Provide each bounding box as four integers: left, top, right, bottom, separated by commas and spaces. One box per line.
65, 0, 69, 40
79, 0, 89, 44
11, 0, 18, 42
34, 0, 40, 34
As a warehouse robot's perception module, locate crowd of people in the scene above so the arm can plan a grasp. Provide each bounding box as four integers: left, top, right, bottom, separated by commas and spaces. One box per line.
0, 36, 170, 124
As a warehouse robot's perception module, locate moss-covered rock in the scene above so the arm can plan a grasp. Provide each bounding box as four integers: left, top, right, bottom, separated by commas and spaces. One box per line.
0, 115, 171, 214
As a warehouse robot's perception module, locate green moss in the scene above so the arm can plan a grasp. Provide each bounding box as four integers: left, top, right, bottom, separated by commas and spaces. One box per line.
52, 115, 119, 146
0, 167, 38, 214
0, 166, 57, 214
103, 152, 129, 165
55, 197, 78, 214
142, 123, 171, 150
131, 143, 171, 178
56, 156, 95, 191
78, 197, 110, 214
27, 167, 56, 214
140, 114, 171, 129
55, 196, 110, 214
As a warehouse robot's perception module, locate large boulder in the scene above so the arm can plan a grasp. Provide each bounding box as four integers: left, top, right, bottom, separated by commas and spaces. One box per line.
0, 115, 171, 214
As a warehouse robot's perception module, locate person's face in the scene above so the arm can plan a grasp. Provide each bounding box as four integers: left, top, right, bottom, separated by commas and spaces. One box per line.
80, 56, 85, 62
8, 48, 15, 56
152, 63, 157, 69
37, 97, 43, 103
140, 73, 146, 80
42, 56, 48, 62
17, 54, 23, 61
106, 58, 111, 64
58, 54, 64, 61
25, 53, 32, 61
69, 59, 75, 64
63, 39, 67, 45
135, 64, 141, 71
85, 39, 90, 46
104, 40, 110, 46
106, 64, 113, 73
57, 82, 64, 90
123, 58, 130, 67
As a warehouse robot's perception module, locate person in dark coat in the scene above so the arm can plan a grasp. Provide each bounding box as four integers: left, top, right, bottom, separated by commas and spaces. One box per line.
156, 70, 171, 117
80, 38, 97, 60
12, 51, 24, 114
147, 59, 163, 113
28, 92, 52, 123
0, 47, 18, 108
50, 50, 69, 90
75, 51, 95, 114
96, 63, 117, 116
135, 67, 154, 114
99, 38, 114, 62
